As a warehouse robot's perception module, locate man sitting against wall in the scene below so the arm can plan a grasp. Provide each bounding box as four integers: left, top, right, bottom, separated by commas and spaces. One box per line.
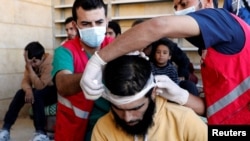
0, 41, 57, 141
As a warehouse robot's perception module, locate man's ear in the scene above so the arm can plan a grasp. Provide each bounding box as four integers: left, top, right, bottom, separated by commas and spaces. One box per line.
72, 21, 80, 36
151, 87, 157, 101
41, 54, 45, 61
105, 17, 109, 28
72, 21, 77, 28
204, 0, 214, 8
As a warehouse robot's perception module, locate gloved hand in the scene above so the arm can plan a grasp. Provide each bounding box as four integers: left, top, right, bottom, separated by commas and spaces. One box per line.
139, 51, 149, 60
126, 51, 149, 60
154, 75, 189, 105
80, 51, 106, 100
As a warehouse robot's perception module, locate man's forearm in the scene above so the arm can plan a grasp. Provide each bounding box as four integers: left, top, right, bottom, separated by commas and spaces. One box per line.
184, 94, 206, 116
98, 18, 164, 62
98, 16, 200, 62
56, 73, 82, 96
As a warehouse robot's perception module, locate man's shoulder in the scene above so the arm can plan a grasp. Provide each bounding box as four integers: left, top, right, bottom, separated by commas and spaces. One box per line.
59, 38, 81, 50
60, 38, 69, 45
54, 45, 71, 54
156, 96, 194, 115
195, 8, 228, 13
165, 101, 193, 112
43, 53, 53, 63
159, 98, 205, 124
188, 8, 231, 19
94, 111, 114, 129
101, 36, 114, 48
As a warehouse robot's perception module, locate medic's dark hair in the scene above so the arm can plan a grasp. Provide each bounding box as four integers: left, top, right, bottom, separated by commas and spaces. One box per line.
72, 0, 107, 21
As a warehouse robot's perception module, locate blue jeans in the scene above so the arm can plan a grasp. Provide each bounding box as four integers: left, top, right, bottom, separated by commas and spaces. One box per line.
2, 86, 57, 133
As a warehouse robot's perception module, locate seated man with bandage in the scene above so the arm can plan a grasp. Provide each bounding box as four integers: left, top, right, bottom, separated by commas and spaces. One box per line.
91, 55, 207, 141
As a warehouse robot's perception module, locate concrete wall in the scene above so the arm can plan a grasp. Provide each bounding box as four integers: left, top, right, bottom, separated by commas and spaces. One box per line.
0, 0, 53, 120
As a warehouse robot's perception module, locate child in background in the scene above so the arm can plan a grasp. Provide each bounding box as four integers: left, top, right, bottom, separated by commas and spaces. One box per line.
150, 37, 179, 84
150, 38, 199, 96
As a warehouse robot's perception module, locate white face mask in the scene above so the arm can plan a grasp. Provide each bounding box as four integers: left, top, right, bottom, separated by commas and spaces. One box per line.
174, 0, 201, 16
78, 26, 106, 48
174, 6, 195, 15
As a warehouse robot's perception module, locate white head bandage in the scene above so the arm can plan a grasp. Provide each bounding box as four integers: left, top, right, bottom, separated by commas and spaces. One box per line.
103, 74, 155, 105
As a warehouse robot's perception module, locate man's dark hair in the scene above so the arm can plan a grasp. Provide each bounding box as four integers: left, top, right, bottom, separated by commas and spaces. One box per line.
104, 55, 152, 97
72, 0, 107, 21
108, 21, 121, 36
24, 41, 45, 60
65, 16, 74, 24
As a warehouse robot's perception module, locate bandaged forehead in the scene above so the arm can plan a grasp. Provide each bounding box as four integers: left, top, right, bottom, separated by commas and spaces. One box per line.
103, 74, 155, 105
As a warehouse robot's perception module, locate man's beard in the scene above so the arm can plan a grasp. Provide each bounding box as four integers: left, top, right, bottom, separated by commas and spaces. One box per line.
111, 97, 155, 136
